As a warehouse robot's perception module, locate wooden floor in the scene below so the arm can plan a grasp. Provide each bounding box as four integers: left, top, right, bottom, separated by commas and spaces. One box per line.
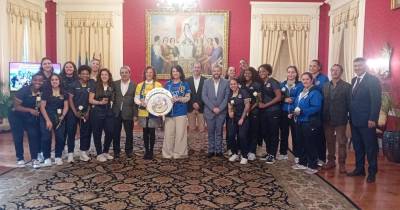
0, 131, 399, 210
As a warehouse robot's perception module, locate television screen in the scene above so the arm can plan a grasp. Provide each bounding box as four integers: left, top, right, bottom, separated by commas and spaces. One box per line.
9, 62, 61, 91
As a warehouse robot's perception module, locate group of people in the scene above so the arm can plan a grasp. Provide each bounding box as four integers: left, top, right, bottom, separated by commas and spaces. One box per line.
10, 56, 381, 183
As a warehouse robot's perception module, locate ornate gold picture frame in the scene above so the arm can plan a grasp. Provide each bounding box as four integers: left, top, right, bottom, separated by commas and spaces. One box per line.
146, 10, 229, 79
392, 0, 400, 10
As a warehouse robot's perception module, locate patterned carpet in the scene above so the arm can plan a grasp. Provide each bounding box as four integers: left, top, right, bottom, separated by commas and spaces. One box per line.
0, 131, 357, 210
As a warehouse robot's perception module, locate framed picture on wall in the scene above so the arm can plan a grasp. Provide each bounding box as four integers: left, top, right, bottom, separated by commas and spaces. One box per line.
392, 0, 400, 9
146, 10, 229, 79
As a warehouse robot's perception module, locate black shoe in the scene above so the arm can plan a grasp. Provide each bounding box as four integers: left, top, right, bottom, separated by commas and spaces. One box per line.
126, 153, 133, 158
367, 175, 376, 183
207, 153, 214, 158
143, 153, 150, 160
114, 153, 120, 159
215, 152, 223, 157
347, 169, 366, 177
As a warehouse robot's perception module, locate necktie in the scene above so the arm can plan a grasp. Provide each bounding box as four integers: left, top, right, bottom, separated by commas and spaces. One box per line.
352, 77, 361, 93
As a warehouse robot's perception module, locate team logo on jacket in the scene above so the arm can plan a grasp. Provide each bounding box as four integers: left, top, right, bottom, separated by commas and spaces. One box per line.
179, 86, 185, 93
316, 81, 320, 85
238, 94, 242, 99
266, 83, 271, 88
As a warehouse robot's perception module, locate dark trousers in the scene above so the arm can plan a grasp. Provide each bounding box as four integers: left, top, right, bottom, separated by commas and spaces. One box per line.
225, 115, 230, 150
280, 111, 297, 156
10, 113, 41, 161
260, 110, 281, 157
351, 125, 378, 176
91, 109, 114, 155
143, 127, 155, 154
227, 117, 249, 157
66, 111, 91, 152
317, 125, 327, 162
247, 112, 259, 154
296, 122, 319, 169
113, 114, 134, 155
40, 115, 66, 159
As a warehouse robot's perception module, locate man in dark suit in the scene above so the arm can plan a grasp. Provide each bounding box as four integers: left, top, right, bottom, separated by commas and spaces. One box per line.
112, 66, 137, 158
348, 57, 382, 183
322, 64, 351, 173
186, 62, 207, 150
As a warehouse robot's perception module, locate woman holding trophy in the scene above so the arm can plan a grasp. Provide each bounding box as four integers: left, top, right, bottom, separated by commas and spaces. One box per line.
134, 66, 163, 160
89, 68, 115, 162
162, 65, 191, 159
67, 65, 94, 162
9, 73, 44, 168
40, 74, 69, 166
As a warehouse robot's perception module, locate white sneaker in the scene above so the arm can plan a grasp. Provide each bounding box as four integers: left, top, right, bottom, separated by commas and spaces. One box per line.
32, 160, 41, 169
37, 152, 44, 163
16, 160, 25, 167
247, 153, 256, 161
80, 151, 90, 162
240, 158, 248, 165
276, 154, 288, 160
292, 164, 307, 170
229, 154, 239, 162
227, 150, 233, 156
317, 160, 325, 167
42, 158, 52, 167
103, 153, 114, 160
305, 168, 318, 174
67, 153, 74, 163
55, 158, 63, 166
294, 157, 299, 164
96, 154, 107, 162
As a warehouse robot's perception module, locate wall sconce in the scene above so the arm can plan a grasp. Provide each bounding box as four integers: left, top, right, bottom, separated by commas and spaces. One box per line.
367, 43, 392, 79
156, 0, 199, 11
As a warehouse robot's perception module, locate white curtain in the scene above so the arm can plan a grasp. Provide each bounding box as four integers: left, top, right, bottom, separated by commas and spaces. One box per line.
65, 12, 113, 68
7, 0, 44, 62
261, 15, 310, 77
329, 1, 359, 82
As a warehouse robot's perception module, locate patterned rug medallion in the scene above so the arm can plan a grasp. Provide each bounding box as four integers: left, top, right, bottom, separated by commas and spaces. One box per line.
0, 131, 357, 210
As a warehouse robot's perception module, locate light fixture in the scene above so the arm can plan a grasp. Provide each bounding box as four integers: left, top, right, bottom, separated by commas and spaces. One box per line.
156, 0, 199, 11
367, 43, 392, 79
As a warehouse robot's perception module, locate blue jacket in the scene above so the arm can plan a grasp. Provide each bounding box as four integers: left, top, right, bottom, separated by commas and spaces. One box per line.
314, 73, 329, 93
292, 86, 322, 123
280, 81, 303, 112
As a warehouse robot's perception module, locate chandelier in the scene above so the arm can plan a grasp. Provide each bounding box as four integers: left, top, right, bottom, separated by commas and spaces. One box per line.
156, 0, 199, 11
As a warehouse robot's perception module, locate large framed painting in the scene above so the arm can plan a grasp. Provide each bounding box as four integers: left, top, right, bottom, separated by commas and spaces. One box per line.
392, 0, 400, 9
146, 10, 229, 79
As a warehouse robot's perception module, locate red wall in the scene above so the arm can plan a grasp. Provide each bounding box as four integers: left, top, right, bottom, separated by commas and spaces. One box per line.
45, 0, 328, 82
364, 0, 400, 93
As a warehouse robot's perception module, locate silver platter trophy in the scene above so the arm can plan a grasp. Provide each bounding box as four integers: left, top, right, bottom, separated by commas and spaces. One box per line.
145, 88, 173, 117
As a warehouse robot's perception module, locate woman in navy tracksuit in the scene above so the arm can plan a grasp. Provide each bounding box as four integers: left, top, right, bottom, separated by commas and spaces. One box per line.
9, 73, 44, 168
60, 61, 79, 163
40, 74, 69, 167
89, 68, 115, 162
290, 72, 322, 174
278, 66, 303, 162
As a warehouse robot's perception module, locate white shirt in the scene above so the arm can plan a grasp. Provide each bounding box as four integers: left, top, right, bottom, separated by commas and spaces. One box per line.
213, 78, 220, 96
193, 76, 200, 92
121, 80, 130, 96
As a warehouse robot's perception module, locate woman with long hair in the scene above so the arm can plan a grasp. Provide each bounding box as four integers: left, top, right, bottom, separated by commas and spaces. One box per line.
134, 66, 163, 160
37, 57, 54, 89
89, 68, 115, 162
227, 78, 251, 164
60, 61, 79, 163
242, 67, 262, 161
40, 74, 69, 166
278, 66, 303, 162
290, 72, 323, 174
9, 74, 44, 168
162, 65, 191, 159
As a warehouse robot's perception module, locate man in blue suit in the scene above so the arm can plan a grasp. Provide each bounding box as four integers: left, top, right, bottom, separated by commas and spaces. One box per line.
202, 65, 230, 157
348, 57, 381, 183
